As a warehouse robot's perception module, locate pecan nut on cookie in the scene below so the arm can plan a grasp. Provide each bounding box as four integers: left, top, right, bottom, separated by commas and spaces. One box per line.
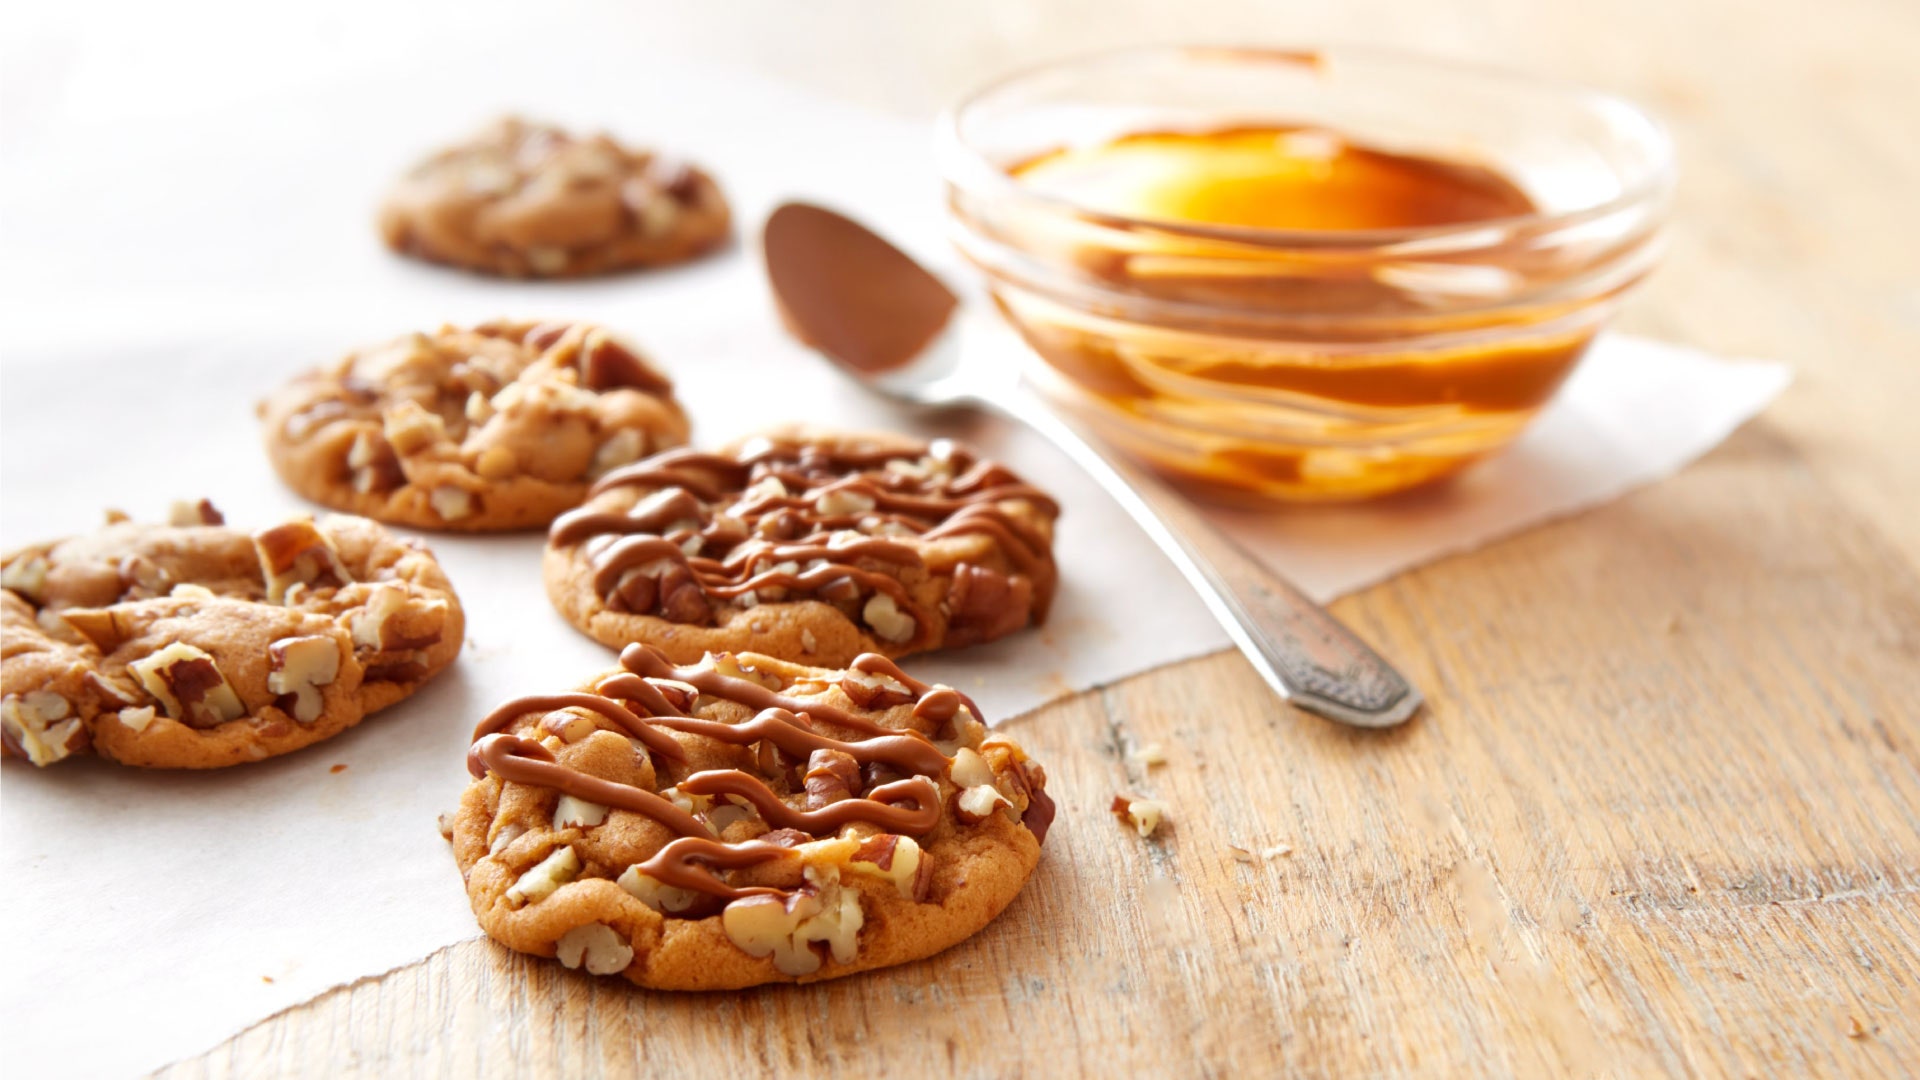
379, 116, 731, 279
261, 320, 690, 532
543, 429, 1060, 666
447, 644, 1054, 988
0, 502, 463, 769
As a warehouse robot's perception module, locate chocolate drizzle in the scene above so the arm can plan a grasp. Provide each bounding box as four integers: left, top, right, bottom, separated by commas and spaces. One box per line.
547, 435, 1058, 646
611, 642, 901, 737
466, 644, 1050, 904
644, 707, 949, 777
1017, 763, 1057, 844
468, 734, 707, 837
680, 771, 941, 834
850, 653, 983, 727
473, 691, 686, 762
634, 837, 797, 900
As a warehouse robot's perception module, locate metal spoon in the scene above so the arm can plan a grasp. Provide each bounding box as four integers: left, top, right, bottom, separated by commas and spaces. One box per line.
762, 202, 1420, 728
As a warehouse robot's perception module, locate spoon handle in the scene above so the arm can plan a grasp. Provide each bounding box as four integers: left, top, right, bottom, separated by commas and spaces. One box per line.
993, 390, 1422, 728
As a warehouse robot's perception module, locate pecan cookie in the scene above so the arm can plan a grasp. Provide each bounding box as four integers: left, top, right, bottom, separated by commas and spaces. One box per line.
447, 644, 1054, 988
543, 428, 1060, 666
379, 117, 731, 278
0, 503, 463, 769
261, 320, 690, 532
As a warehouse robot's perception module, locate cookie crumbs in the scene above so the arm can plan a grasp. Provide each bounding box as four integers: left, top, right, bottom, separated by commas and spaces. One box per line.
1130, 742, 1167, 767
330, 763, 348, 774
1110, 794, 1167, 838
1229, 842, 1291, 863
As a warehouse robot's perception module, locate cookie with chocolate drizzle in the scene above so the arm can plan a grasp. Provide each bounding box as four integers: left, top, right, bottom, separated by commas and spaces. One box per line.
447, 643, 1054, 988
542, 427, 1059, 665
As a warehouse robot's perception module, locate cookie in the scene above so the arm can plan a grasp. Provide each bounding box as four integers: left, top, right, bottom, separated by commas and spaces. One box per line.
260, 320, 691, 532
0, 502, 463, 769
378, 116, 731, 278
446, 643, 1054, 988
543, 428, 1060, 666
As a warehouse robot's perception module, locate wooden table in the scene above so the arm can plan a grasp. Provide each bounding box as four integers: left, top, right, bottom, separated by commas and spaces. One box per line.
159, 1, 1920, 1075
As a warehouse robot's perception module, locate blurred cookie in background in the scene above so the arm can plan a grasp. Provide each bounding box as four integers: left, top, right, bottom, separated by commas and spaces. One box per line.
379, 117, 731, 278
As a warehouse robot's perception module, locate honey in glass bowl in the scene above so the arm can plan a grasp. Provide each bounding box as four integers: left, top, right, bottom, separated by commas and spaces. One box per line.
1011, 127, 1536, 233
940, 47, 1675, 501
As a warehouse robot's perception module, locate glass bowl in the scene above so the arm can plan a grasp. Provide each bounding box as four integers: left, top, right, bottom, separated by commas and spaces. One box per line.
938, 45, 1675, 501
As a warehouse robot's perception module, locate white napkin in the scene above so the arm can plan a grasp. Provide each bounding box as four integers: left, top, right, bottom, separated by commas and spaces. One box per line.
0, 22, 1787, 1080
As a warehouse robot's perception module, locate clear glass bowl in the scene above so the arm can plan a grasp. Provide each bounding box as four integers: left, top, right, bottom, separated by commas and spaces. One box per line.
939, 46, 1675, 501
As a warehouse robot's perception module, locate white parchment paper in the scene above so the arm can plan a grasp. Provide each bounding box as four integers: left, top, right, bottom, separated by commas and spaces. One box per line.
0, 13, 1787, 1076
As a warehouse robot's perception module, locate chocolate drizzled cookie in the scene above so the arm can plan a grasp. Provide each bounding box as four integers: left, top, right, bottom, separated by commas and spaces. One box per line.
543, 427, 1060, 665
447, 643, 1052, 987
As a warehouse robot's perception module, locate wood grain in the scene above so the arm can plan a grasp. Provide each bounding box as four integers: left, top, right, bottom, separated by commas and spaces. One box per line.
158, 0, 1920, 1075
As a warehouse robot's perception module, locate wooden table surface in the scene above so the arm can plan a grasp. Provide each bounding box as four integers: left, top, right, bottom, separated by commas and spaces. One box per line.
159, 1, 1919, 1075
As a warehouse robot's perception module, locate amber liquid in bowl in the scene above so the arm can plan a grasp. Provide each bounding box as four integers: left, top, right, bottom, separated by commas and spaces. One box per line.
1014, 127, 1534, 231
990, 126, 1605, 500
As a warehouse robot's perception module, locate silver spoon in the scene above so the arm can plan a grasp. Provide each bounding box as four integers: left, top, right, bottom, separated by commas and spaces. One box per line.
762, 202, 1421, 728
